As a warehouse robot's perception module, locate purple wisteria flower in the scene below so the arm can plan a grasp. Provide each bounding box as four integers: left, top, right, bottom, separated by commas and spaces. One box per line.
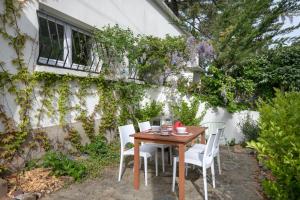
196, 41, 214, 58
171, 51, 184, 65
186, 36, 215, 68
186, 36, 197, 47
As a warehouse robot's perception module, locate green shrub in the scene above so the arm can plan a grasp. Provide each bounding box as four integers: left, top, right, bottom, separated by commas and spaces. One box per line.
42, 151, 86, 181
227, 138, 236, 146
135, 100, 163, 122
172, 98, 207, 126
239, 113, 259, 142
248, 90, 300, 200
25, 159, 40, 170
83, 136, 109, 158
81, 140, 120, 178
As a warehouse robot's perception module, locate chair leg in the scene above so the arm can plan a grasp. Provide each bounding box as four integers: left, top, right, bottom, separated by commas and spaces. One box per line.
118, 155, 124, 181
162, 147, 165, 173
203, 167, 208, 200
211, 160, 216, 188
144, 156, 148, 186
172, 157, 177, 192
155, 149, 158, 176
217, 152, 221, 174
185, 164, 188, 177
169, 146, 173, 165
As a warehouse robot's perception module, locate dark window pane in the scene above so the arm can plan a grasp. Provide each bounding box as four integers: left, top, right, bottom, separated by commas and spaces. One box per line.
72, 30, 91, 66
38, 16, 64, 61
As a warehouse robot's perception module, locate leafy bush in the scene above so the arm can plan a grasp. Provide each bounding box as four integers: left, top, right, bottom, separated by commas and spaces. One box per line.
81, 140, 120, 178
25, 159, 40, 170
42, 151, 86, 181
199, 66, 254, 112
242, 44, 300, 102
238, 113, 259, 142
172, 98, 206, 126
83, 136, 109, 158
191, 44, 300, 112
136, 35, 187, 85
135, 100, 163, 122
248, 91, 300, 199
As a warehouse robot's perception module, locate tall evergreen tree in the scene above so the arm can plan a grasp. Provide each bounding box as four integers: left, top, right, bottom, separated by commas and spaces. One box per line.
165, 0, 300, 111
165, 0, 300, 72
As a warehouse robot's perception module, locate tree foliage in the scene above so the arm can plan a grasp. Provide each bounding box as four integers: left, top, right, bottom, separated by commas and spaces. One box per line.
165, 0, 300, 111
242, 44, 300, 98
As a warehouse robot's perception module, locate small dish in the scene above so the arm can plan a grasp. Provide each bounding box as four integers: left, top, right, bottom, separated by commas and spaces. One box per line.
176, 131, 188, 134
171, 132, 192, 136
160, 132, 169, 136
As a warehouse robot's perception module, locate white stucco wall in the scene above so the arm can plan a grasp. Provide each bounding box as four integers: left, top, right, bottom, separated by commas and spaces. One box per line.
38, 0, 183, 37
0, 0, 258, 145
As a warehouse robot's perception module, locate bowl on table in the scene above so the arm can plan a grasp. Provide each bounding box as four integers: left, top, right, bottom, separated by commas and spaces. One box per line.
176, 127, 187, 134
167, 126, 173, 132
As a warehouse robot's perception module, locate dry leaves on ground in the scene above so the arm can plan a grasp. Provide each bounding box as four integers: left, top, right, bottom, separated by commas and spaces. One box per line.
7, 168, 65, 198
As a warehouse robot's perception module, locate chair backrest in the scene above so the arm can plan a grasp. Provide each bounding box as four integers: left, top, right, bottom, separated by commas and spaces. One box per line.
203, 132, 217, 167
201, 122, 226, 140
118, 124, 135, 152
213, 128, 225, 153
138, 121, 151, 132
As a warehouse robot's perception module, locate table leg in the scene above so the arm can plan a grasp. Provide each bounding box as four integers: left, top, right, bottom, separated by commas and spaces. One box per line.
178, 144, 185, 200
200, 132, 206, 144
134, 139, 140, 190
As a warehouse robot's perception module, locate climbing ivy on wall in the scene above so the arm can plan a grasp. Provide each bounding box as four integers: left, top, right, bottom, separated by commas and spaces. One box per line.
0, 0, 50, 173
0, 0, 190, 173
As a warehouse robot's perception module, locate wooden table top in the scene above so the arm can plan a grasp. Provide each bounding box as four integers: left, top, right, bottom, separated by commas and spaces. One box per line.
131, 126, 206, 144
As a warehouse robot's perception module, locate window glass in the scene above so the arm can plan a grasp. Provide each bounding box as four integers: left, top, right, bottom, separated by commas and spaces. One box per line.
72, 30, 92, 66
38, 17, 64, 61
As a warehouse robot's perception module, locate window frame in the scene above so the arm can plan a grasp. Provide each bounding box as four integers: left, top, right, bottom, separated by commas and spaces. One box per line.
70, 27, 93, 71
37, 13, 66, 67
37, 11, 100, 74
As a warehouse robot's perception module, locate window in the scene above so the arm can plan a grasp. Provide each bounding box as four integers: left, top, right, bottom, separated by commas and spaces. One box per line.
37, 12, 100, 73
38, 16, 65, 66
72, 30, 92, 67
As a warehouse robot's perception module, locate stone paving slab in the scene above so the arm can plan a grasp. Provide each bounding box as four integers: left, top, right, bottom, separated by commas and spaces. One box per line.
42, 147, 263, 200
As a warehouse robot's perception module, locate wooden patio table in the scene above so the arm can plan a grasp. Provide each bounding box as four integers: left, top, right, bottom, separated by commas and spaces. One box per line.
131, 126, 206, 200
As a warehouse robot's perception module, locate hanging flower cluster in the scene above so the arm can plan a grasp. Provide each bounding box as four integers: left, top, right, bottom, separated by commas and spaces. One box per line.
170, 51, 185, 66
186, 36, 215, 69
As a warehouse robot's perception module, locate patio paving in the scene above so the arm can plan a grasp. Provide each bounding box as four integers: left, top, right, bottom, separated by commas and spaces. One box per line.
42, 146, 263, 200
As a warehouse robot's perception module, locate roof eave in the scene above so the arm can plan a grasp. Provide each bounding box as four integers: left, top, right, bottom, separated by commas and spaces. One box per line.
152, 0, 189, 35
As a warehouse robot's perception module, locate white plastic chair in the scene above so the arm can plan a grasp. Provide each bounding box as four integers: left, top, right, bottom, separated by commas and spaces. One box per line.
172, 131, 218, 200
201, 122, 226, 141
138, 121, 173, 172
118, 124, 158, 186
190, 127, 224, 174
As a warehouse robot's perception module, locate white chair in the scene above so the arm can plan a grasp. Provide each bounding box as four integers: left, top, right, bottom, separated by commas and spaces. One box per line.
201, 122, 225, 141
118, 124, 158, 186
191, 126, 225, 174
172, 131, 217, 200
138, 121, 173, 173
